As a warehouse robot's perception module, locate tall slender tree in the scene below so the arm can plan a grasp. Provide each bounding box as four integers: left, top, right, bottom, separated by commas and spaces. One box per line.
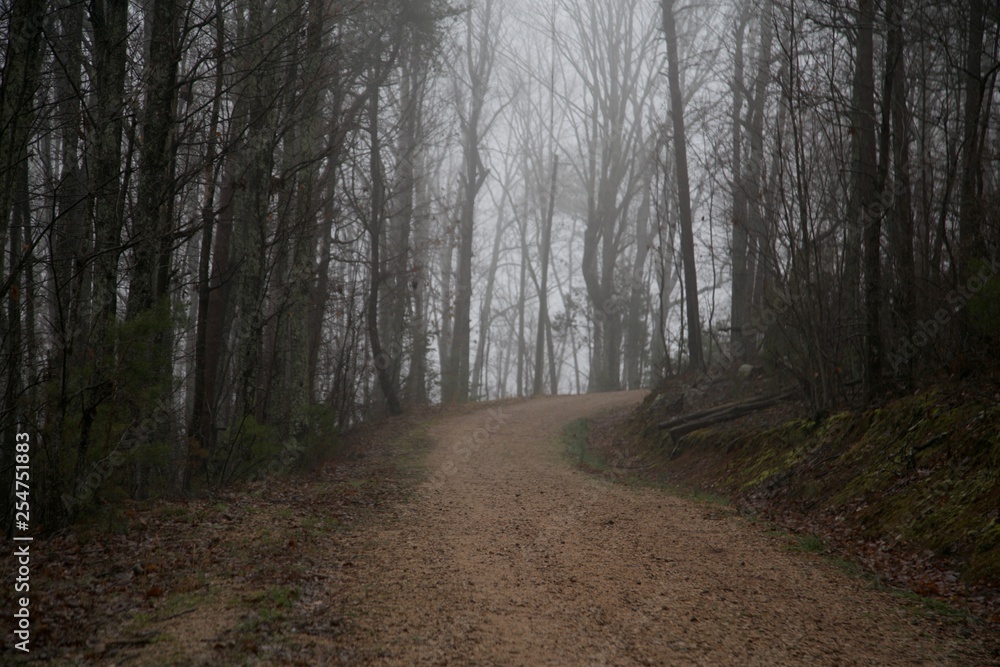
662, 0, 704, 370
442, 0, 498, 403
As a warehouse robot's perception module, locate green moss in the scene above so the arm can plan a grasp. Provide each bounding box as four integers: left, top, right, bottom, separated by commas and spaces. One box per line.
788, 534, 826, 553
708, 420, 815, 491
637, 384, 1000, 587
246, 585, 299, 610
813, 410, 856, 440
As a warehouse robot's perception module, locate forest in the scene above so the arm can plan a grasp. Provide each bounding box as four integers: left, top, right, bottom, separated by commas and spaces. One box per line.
1, 0, 997, 532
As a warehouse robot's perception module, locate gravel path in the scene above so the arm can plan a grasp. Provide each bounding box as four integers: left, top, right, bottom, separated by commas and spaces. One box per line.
333, 392, 984, 665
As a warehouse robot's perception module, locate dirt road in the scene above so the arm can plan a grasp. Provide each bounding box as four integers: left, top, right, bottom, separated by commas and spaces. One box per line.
330, 392, 986, 665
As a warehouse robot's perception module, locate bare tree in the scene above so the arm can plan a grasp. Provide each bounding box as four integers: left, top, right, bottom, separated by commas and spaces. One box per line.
533, 155, 558, 395
366, 64, 403, 415
958, 0, 988, 286
442, 0, 499, 403
853, 0, 881, 401
662, 0, 704, 370
556, 0, 662, 391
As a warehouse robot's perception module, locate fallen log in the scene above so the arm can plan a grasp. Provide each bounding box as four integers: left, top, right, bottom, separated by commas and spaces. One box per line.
658, 390, 798, 442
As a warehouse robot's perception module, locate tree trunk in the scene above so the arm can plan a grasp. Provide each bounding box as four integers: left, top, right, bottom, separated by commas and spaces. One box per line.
122, 0, 181, 496
404, 151, 432, 405
51, 0, 88, 360
854, 0, 881, 402
651, 143, 678, 386
662, 0, 704, 370
600, 207, 622, 389
958, 0, 986, 285
886, 0, 914, 386
89, 0, 129, 347
516, 202, 528, 397
187, 0, 226, 486
230, 0, 279, 431
384, 37, 422, 408
659, 391, 797, 441
0, 0, 45, 273
127, 0, 180, 318
533, 156, 558, 395
471, 176, 509, 400
742, 0, 773, 358
443, 0, 494, 404
366, 77, 403, 415
625, 172, 653, 389
284, 0, 325, 439
729, 2, 750, 361
438, 218, 454, 387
